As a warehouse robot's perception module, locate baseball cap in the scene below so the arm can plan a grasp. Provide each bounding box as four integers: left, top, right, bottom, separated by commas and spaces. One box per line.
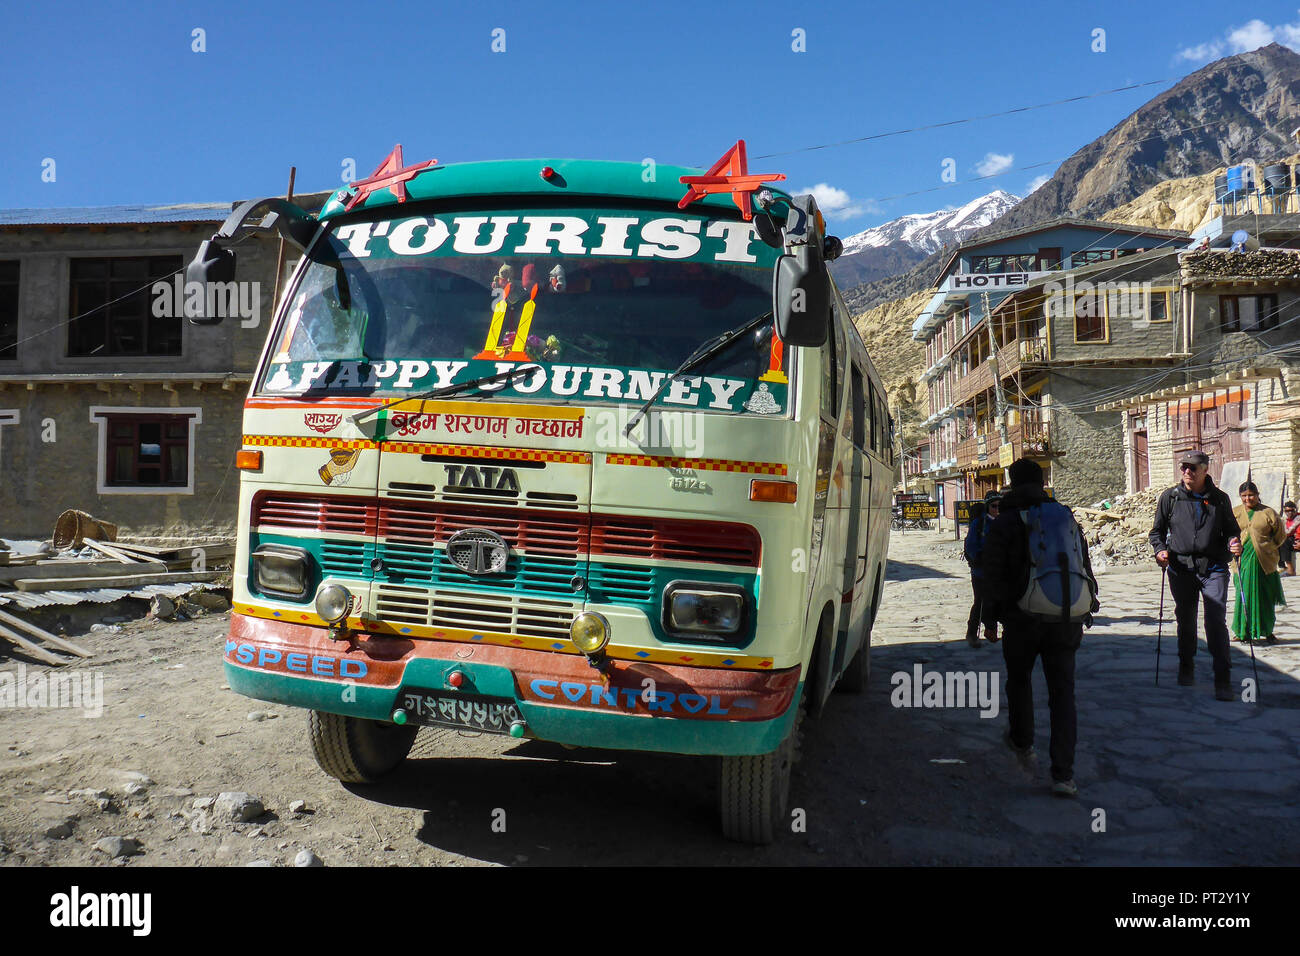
984, 491, 1003, 504
1179, 450, 1210, 468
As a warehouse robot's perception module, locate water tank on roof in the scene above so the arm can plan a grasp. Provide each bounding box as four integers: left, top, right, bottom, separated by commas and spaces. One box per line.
1225, 163, 1256, 198
1214, 174, 1230, 202
1263, 163, 1292, 194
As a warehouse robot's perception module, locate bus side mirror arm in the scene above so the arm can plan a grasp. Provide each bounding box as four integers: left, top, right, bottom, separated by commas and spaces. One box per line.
772, 196, 830, 347
185, 198, 321, 325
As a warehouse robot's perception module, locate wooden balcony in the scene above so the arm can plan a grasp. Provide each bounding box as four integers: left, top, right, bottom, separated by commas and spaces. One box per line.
995, 338, 1049, 381
1009, 417, 1051, 458
955, 360, 995, 405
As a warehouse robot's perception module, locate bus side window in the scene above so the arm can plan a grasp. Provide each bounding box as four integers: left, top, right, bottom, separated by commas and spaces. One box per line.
820, 312, 839, 423
873, 388, 887, 453
851, 367, 866, 450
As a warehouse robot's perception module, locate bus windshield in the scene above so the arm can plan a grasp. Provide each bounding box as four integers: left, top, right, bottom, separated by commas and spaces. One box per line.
258, 207, 791, 416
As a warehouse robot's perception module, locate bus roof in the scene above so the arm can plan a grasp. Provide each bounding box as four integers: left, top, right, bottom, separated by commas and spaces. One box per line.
317, 158, 793, 221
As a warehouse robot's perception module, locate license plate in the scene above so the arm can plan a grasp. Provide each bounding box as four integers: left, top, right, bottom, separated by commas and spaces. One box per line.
397, 689, 523, 734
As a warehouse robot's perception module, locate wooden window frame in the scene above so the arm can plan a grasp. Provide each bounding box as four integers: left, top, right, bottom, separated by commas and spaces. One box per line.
1072, 294, 1110, 344
89, 406, 201, 495
67, 255, 184, 358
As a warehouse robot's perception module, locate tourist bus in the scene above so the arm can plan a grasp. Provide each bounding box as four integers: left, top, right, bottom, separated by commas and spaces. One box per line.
195, 144, 896, 843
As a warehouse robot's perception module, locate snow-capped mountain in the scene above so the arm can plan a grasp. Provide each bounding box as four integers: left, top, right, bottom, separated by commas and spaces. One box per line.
839, 190, 1022, 257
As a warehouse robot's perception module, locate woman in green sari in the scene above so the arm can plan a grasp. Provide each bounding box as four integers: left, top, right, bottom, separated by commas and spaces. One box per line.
1232, 481, 1287, 644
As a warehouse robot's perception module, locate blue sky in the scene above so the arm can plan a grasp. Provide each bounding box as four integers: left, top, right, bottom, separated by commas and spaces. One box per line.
3, 0, 1299, 234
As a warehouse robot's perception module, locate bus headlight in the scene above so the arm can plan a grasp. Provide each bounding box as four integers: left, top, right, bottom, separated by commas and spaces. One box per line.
251, 545, 310, 598
570, 612, 610, 654
664, 583, 745, 635
315, 584, 352, 624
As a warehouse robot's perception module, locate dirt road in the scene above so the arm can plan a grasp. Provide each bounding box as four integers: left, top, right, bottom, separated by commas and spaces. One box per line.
2, 528, 1297, 866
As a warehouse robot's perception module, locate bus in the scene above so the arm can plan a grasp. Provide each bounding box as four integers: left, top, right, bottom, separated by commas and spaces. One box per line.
194, 143, 896, 844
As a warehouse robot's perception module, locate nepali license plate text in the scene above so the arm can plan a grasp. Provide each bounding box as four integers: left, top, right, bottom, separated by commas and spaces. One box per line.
399, 689, 522, 733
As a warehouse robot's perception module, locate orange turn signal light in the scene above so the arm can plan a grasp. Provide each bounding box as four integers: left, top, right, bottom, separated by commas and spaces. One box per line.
236, 450, 263, 471
750, 479, 797, 503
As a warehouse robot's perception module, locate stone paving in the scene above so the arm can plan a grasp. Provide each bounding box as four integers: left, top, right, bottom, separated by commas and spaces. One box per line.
869, 528, 1300, 866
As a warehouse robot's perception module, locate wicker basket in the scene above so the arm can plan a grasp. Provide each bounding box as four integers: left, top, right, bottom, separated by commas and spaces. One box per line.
52, 510, 119, 550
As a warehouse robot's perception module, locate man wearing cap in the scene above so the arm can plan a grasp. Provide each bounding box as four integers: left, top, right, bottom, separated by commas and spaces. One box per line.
1149, 451, 1243, 700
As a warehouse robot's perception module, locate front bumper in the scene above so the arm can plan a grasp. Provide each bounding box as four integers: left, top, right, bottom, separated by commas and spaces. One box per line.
224, 613, 801, 756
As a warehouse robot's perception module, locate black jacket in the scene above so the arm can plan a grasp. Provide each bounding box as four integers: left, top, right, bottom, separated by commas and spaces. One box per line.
981, 482, 1097, 628
1148, 478, 1237, 574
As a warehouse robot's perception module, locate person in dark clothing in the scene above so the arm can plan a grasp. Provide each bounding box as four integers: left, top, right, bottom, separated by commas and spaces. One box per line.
982, 458, 1097, 798
1149, 450, 1243, 701
963, 492, 1002, 647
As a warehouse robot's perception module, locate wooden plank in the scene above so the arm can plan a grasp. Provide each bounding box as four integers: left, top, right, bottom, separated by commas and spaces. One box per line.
14, 570, 223, 592
0, 623, 72, 666
84, 540, 157, 565
0, 609, 92, 658
0, 550, 233, 583
109, 541, 180, 559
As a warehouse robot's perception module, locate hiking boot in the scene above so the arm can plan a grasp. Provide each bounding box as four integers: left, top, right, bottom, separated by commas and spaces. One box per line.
1003, 729, 1037, 771
1177, 663, 1194, 686
1215, 683, 1236, 702
1051, 779, 1079, 798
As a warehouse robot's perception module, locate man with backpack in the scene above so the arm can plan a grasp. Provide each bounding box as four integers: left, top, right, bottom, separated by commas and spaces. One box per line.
963, 492, 1002, 647
982, 458, 1099, 798
1148, 450, 1243, 700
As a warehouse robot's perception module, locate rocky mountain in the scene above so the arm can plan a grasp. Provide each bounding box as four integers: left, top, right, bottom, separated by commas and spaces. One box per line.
975, 43, 1300, 236
830, 191, 1019, 290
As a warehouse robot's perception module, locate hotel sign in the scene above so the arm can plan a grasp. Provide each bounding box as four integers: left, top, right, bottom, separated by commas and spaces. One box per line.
942, 271, 1051, 293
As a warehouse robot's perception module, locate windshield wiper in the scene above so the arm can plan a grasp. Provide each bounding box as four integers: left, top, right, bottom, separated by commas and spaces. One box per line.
623, 310, 774, 437
350, 364, 542, 426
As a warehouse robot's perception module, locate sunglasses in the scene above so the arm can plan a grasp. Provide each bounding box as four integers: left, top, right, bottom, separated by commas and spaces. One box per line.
1178, 463, 1203, 472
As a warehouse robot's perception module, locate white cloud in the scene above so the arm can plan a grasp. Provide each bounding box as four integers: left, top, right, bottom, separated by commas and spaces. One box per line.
796, 182, 880, 219
974, 152, 1014, 177
1177, 14, 1300, 62
1025, 174, 1051, 194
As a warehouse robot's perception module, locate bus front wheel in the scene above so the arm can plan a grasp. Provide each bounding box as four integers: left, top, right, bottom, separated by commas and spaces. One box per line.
308, 710, 418, 783
719, 699, 804, 844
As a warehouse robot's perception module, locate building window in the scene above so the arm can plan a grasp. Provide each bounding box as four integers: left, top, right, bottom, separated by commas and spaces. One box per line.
971, 254, 1037, 274
0, 261, 18, 360
68, 256, 183, 357
1073, 249, 1115, 267
1144, 290, 1171, 323
89, 407, 202, 495
1073, 296, 1108, 343
1219, 294, 1279, 333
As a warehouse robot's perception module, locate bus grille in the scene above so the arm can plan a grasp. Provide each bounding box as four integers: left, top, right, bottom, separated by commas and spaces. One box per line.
372, 585, 576, 639
253, 494, 761, 569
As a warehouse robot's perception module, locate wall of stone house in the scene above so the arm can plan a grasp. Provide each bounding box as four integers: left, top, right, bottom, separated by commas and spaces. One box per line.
0, 224, 280, 379
0, 383, 243, 540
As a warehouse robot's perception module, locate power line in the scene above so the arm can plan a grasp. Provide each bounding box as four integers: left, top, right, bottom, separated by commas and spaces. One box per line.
751, 78, 1176, 161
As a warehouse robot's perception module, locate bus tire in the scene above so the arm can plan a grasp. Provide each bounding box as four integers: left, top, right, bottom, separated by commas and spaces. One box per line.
308, 710, 418, 784
719, 698, 804, 844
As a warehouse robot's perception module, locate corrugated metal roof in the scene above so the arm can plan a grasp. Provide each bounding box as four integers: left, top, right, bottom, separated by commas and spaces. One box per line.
0, 202, 231, 226
0, 581, 220, 609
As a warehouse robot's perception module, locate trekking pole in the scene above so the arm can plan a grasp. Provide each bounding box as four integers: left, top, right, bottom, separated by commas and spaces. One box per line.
1155, 564, 1166, 686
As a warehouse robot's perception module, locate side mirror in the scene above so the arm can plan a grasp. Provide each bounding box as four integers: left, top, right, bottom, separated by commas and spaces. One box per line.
183, 197, 320, 325
184, 240, 237, 325
772, 240, 829, 347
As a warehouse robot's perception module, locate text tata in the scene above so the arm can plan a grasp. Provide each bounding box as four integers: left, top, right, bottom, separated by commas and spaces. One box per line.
284, 360, 747, 408
334, 215, 762, 263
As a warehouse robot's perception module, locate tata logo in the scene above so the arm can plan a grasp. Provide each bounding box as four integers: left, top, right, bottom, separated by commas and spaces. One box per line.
444, 464, 520, 493
446, 529, 510, 575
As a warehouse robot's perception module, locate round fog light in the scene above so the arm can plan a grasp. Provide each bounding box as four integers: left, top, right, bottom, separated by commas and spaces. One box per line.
315, 584, 352, 624
569, 612, 610, 654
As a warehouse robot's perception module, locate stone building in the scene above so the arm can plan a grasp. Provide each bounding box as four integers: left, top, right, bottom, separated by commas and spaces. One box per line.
911, 218, 1189, 511
0, 202, 284, 539
1100, 246, 1300, 508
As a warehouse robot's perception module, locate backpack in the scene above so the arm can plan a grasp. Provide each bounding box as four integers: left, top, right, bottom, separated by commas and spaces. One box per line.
1017, 501, 1096, 623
